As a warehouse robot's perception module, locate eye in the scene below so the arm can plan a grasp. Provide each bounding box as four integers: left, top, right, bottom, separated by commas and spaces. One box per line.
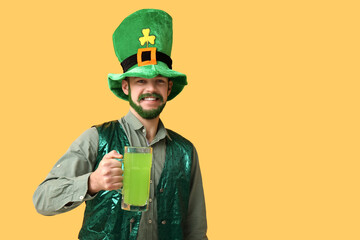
137, 79, 146, 84
156, 79, 166, 84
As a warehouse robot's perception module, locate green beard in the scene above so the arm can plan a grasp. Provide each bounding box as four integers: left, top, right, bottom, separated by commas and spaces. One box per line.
128, 87, 166, 119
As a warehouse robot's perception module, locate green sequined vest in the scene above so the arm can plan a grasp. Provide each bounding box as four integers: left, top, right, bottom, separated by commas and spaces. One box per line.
78, 120, 193, 240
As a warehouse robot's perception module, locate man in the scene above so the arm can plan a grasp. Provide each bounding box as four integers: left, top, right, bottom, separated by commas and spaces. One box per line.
33, 9, 207, 240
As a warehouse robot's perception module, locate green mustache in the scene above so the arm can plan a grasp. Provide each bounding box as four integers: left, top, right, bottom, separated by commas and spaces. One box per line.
138, 93, 164, 102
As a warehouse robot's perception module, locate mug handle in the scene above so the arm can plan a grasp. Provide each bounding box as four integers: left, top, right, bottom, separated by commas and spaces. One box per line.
115, 157, 124, 194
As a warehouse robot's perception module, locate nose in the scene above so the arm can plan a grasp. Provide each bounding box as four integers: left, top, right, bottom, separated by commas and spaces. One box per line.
144, 81, 156, 93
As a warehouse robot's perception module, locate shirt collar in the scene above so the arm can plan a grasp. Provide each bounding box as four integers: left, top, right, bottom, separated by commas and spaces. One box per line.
124, 111, 172, 141
124, 111, 143, 131
157, 119, 172, 141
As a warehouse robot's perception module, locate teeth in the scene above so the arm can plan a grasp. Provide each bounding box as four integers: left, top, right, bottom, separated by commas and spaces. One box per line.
143, 97, 157, 101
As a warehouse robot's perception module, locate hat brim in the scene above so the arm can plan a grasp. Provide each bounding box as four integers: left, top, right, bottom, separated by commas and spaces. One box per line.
108, 62, 187, 101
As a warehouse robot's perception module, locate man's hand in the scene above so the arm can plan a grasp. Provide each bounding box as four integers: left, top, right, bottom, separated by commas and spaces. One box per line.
88, 150, 123, 195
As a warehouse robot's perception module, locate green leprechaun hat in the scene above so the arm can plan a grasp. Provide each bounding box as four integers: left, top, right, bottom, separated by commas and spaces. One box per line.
108, 9, 187, 101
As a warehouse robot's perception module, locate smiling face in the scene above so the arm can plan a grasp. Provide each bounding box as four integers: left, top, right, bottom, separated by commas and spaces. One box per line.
122, 76, 173, 119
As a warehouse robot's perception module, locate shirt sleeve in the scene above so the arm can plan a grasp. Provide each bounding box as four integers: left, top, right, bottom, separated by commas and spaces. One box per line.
33, 127, 99, 216
183, 146, 208, 240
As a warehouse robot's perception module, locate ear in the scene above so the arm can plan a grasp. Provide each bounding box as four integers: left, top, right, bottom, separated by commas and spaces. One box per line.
122, 79, 129, 95
167, 80, 173, 97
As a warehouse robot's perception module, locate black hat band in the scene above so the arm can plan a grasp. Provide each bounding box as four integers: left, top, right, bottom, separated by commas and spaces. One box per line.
121, 48, 173, 73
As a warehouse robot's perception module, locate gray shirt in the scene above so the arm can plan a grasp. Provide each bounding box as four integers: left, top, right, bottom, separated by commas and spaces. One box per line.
33, 111, 207, 239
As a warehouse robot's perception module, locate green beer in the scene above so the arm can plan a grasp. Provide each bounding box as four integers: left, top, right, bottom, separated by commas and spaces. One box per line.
122, 147, 152, 211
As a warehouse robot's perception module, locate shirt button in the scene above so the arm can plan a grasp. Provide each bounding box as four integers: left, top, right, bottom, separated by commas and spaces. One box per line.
159, 188, 164, 193
148, 219, 152, 224
149, 198, 152, 203
150, 180, 153, 184
130, 218, 135, 223
56, 164, 61, 168
142, 129, 146, 133
79, 196, 84, 200
161, 220, 167, 225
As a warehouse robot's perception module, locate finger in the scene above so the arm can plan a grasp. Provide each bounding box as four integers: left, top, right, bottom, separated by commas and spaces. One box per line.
106, 150, 122, 158
104, 182, 123, 191
107, 177, 123, 190
110, 168, 123, 176
102, 157, 122, 168
104, 175, 122, 185
104, 150, 123, 160
111, 175, 123, 183
111, 182, 123, 190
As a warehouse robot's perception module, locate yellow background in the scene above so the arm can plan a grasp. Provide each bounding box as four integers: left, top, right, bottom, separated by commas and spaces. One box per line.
1, 0, 359, 239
